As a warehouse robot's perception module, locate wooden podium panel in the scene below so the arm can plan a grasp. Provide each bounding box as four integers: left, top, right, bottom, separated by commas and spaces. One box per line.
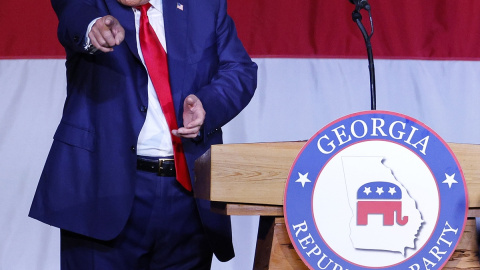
253, 217, 480, 270
194, 141, 304, 205
195, 141, 480, 206
194, 142, 480, 269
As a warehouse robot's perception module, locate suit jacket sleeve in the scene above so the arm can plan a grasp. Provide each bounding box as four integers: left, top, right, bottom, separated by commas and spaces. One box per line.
193, 0, 258, 139
51, 0, 102, 53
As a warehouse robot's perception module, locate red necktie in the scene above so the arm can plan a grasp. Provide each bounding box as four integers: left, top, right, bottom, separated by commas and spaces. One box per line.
137, 3, 192, 191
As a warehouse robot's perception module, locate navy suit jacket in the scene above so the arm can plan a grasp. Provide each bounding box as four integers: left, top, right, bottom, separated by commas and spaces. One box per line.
29, 0, 257, 262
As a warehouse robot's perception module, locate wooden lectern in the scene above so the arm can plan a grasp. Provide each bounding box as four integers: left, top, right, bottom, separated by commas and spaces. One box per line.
194, 141, 480, 269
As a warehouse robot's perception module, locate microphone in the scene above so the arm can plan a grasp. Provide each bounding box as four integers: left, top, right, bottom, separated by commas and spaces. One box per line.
349, 0, 370, 11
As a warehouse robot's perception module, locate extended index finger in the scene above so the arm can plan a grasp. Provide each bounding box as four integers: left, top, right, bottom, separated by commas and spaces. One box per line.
99, 16, 119, 47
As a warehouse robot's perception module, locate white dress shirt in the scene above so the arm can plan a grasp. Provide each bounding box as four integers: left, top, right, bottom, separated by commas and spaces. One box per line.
133, 0, 174, 157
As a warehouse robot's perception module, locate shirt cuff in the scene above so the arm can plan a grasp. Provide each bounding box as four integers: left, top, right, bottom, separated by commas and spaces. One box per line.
84, 17, 101, 54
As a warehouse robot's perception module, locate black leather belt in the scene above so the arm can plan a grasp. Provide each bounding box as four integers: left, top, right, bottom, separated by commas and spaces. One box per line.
137, 157, 176, 177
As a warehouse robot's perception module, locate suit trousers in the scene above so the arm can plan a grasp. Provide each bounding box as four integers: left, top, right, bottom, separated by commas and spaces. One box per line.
60, 167, 213, 270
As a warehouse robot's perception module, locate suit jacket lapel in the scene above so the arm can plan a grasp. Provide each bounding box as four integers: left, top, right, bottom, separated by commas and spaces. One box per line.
163, 0, 188, 116
163, 0, 187, 60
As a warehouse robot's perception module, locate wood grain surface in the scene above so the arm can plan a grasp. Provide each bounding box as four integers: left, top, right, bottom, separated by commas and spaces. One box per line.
195, 142, 480, 208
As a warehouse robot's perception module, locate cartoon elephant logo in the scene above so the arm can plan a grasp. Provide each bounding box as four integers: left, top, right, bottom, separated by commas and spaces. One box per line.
356, 181, 409, 226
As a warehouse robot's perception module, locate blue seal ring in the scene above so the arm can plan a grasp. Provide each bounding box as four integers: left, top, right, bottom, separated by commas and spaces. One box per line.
284, 111, 468, 270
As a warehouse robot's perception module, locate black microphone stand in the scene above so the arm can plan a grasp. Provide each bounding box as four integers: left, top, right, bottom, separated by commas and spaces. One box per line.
352, 4, 376, 110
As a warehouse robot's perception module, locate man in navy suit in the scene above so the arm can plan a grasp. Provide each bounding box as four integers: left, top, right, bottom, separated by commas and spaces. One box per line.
29, 0, 257, 268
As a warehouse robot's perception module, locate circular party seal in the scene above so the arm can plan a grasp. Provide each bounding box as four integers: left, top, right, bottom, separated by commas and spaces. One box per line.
284, 111, 467, 270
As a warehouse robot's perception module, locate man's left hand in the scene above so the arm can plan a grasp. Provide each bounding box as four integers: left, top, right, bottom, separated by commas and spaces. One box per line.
172, 94, 205, 138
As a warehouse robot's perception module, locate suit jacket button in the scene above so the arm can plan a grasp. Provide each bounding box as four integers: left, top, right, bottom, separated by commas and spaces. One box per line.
131, 146, 136, 152
140, 106, 147, 112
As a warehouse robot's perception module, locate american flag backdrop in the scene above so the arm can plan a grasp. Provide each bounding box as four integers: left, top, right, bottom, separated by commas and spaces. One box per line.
1, 0, 479, 269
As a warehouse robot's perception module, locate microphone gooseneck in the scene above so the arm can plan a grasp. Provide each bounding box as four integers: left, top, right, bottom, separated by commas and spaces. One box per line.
349, 0, 371, 11
349, 0, 376, 110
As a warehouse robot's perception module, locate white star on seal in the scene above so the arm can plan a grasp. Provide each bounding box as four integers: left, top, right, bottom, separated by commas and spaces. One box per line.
295, 172, 311, 188
442, 173, 458, 188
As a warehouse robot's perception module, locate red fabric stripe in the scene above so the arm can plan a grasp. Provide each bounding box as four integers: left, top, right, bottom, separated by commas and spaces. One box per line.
2, 0, 480, 60
228, 0, 480, 60
0, 0, 64, 59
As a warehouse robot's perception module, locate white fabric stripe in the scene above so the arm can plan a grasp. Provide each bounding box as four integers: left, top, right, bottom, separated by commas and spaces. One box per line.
1, 58, 479, 270
223, 58, 480, 145
0, 59, 65, 270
